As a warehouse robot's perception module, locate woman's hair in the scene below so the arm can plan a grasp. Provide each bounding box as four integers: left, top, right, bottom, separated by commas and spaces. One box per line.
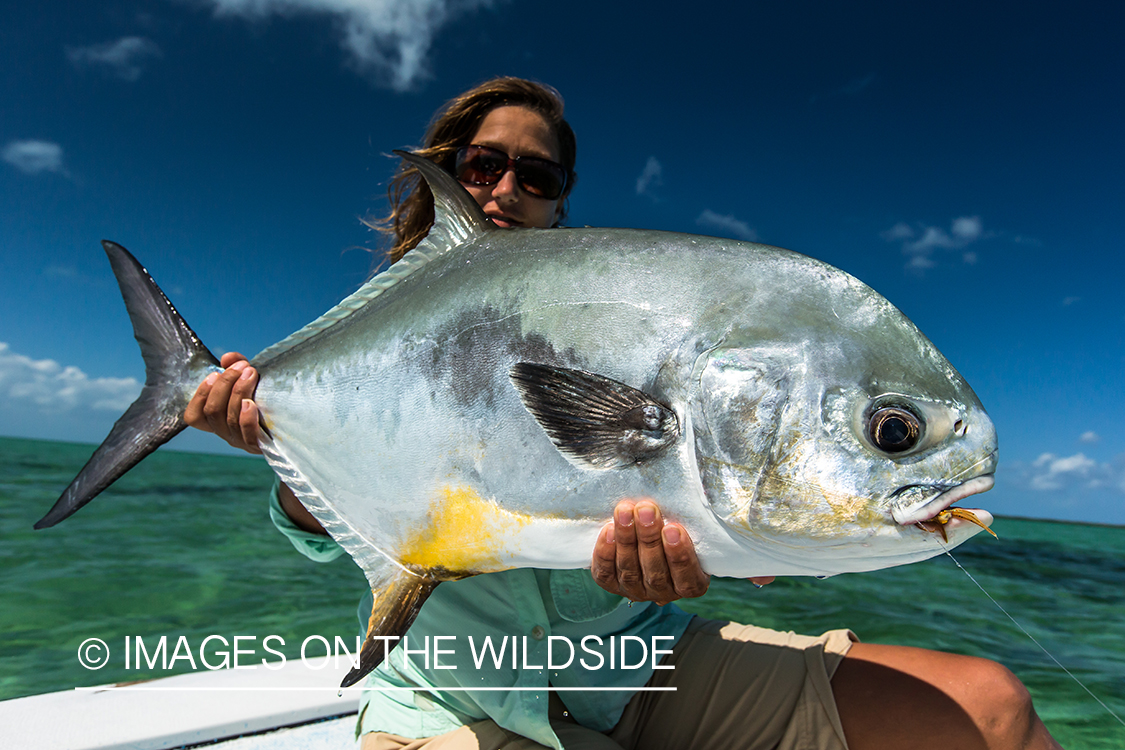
376, 76, 577, 264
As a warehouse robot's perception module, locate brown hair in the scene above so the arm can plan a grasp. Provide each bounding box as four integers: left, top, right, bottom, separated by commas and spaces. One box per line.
374, 77, 577, 264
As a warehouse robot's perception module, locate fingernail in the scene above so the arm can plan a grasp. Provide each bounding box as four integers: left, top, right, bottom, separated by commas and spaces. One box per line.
637, 505, 656, 527
241, 400, 252, 413
239, 366, 255, 380
663, 526, 681, 545
604, 524, 615, 544
616, 507, 633, 527
204, 372, 219, 385
231, 360, 248, 371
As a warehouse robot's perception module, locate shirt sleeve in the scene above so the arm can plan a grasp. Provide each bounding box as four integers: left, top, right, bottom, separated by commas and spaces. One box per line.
267, 479, 345, 562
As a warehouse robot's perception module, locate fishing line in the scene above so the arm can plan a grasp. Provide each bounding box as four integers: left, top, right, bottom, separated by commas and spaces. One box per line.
938, 541, 1125, 728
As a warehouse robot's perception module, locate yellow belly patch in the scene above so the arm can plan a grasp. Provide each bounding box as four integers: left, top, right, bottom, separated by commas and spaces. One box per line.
400, 485, 532, 573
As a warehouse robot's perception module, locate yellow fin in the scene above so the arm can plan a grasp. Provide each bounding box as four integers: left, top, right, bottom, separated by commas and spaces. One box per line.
342, 574, 439, 688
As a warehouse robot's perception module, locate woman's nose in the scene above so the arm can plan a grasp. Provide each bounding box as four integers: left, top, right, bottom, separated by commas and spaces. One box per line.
492, 169, 522, 201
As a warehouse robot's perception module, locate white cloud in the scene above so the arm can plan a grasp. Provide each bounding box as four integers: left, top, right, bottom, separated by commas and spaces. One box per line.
993, 452, 1125, 523
2, 140, 66, 176
66, 36, 162, 81
202, 0, 494, 90
882, 215, 986, 273
906, 254, 934, 272
1079, 431, 1100, 444
1018, 452, 1113, 492
635, 156, 662, 199
0, 342, 141, 413
950, 215, 982, 241
906, 226, 958, 254
43, 265, 80, 279
880, 222, 914, 242
696, 209, 758, 242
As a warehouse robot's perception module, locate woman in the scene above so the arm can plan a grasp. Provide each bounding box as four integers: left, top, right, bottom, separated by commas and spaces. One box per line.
186, 77, 1060, 750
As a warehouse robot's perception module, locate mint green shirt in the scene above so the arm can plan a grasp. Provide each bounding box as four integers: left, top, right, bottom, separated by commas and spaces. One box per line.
269, 485, 694, 749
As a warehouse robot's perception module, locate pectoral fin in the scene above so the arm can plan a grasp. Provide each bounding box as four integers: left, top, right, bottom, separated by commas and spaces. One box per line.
342, 572, 440, 688
510, 363, 679, 470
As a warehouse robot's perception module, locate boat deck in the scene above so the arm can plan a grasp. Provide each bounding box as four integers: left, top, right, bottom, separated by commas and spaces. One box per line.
1, 660, 360, 749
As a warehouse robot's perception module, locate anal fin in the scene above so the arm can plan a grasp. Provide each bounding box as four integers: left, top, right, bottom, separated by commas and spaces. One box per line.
256, 438, 445, 688
342, 572, 440, 688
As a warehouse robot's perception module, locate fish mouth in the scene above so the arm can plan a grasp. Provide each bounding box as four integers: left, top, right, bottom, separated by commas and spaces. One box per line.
890, 475, 995, 526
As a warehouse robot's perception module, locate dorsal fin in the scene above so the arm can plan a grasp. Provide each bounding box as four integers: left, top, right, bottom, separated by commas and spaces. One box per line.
253, 151, 494, 366
394, 150, 493, 251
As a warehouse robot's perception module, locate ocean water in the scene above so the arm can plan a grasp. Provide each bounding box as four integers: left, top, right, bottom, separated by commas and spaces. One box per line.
1, 435, 1122, 748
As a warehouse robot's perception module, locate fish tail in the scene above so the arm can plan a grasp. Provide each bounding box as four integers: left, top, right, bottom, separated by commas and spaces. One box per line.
34, 241, 221, 529
342, 571, 440, 688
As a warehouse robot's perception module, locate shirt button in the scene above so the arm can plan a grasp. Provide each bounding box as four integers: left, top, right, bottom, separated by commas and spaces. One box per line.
531, 625, 546, 640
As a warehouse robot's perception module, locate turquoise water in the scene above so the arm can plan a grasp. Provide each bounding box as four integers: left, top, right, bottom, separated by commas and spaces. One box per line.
1, 435, 1122, 748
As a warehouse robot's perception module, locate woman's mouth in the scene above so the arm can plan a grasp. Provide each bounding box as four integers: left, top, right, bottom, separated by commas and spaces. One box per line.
487, 214, 523, 228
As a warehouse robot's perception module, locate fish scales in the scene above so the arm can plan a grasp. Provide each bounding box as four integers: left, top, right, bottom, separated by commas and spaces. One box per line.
36, 152, 998, 686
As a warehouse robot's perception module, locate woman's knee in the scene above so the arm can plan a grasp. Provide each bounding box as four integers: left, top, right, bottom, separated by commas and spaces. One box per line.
834, 644, 1048, 750
955, 656, 1039, 747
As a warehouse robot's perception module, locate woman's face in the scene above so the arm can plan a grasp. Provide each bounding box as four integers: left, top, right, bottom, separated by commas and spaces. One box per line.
460, 105, 565, 230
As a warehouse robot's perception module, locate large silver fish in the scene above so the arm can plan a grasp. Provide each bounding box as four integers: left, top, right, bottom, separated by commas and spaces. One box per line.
37, 153, 998, 686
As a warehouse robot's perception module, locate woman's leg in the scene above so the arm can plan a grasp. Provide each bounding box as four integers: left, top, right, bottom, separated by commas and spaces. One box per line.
832, 643, 1062, 750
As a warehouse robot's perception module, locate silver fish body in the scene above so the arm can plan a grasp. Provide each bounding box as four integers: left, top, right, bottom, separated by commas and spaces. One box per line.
37, 153, 997, 685
255, 223, 996, 577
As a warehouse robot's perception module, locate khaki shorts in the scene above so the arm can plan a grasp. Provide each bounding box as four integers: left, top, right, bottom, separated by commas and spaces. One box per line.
363, 617, 857, 750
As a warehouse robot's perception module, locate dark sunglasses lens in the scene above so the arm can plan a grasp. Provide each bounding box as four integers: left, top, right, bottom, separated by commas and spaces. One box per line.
514, 161, 565, 199
454, 146, 566, 200
455, 148, 506, 185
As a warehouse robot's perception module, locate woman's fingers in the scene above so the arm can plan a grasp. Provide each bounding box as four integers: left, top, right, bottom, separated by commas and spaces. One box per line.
185, 352, 262, 454
590, 499, 710, 604
239, 399, 263, 455
660, 520, 710, 601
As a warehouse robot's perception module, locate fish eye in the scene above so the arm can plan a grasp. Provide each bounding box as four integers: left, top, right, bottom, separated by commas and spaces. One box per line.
868, 406, 922, 454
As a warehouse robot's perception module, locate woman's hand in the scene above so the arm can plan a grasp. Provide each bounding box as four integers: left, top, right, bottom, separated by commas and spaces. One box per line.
590, 498, 709, 605
590, 498, 773, 605
184, 353, 327, 535
184, 351, 263, 454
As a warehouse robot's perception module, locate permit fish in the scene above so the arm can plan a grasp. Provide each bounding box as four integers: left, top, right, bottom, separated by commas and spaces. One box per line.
36, 152, 998, 687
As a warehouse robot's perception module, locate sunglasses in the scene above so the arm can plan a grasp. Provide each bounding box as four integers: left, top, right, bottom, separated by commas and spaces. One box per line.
453, 145, 568, 200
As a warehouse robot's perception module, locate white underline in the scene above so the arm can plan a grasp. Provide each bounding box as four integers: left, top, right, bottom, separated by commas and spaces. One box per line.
75, 686, 676, 693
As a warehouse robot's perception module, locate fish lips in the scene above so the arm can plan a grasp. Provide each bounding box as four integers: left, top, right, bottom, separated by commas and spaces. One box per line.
890, 474, 996, 526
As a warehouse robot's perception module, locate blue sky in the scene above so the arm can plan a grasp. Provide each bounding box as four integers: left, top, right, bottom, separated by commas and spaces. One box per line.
2, 1, 1122, 524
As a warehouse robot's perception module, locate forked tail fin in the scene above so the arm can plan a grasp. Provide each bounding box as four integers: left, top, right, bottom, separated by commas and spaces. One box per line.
34, 241, 221, 529
342, 572, 440, 688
